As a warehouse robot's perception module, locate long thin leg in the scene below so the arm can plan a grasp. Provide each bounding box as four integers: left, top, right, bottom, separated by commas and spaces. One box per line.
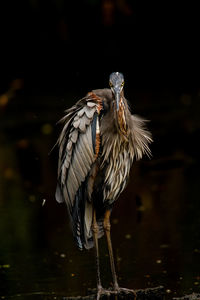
103, 209, 137, 299
92, 209, 102, 291
103, 209, 119, 290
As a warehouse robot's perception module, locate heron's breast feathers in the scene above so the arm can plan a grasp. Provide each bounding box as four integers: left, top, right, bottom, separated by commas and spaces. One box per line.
117, 98, 128, 137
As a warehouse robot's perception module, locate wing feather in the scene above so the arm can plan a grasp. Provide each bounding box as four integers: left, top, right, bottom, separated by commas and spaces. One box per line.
78, 130, 93, 163
56, 97, 102, 215
68, 165, 79, 191
72, 152, 86, 179
73, 146, 89, 175
56, 94, 104, 249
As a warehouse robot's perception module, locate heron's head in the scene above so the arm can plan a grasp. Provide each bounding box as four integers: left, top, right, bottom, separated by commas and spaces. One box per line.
109, 72, 124, 111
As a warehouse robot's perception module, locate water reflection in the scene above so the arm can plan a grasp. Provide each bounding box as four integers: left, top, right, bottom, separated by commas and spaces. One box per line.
0, 88, 200, 299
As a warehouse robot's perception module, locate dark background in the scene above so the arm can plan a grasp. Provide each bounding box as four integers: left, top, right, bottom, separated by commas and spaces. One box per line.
1, 0, 200, 93
0, 1, 200, 299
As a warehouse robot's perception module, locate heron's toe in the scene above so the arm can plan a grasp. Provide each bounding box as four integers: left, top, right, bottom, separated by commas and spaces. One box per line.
115, 287, 136, 299
97, 287, 111, 300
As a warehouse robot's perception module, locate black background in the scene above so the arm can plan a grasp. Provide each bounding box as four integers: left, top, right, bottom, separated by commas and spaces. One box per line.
1, 0, 200, 95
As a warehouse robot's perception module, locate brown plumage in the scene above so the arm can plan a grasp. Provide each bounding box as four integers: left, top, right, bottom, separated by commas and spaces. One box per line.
56, 72, 152, 298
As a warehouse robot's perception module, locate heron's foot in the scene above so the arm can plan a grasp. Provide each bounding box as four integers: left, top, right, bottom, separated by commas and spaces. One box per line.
96, 285, 136, 299
113, 285, 136, 299
97, 285, 111, 300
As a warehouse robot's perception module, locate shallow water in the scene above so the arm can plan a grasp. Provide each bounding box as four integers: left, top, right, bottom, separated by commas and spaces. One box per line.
0, 88, 200, 299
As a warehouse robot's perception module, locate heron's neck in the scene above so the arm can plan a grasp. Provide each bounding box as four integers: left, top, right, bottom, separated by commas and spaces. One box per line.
115, 98, 128, 138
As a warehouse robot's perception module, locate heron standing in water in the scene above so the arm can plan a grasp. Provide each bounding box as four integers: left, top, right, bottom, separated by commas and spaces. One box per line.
56, 72, 152, 299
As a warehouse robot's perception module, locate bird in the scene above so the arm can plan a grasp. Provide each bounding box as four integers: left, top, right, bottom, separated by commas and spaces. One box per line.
55, 72, 152, 299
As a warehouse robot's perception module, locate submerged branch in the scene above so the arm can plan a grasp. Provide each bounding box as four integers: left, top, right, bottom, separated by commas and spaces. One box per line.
173, 293, 200, 300
7, 288, 200, 299
63, 286, 164, 300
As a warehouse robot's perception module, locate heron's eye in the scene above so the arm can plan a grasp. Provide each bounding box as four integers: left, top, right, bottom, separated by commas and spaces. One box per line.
121, 81, 125, 87
109, 81, 113, 88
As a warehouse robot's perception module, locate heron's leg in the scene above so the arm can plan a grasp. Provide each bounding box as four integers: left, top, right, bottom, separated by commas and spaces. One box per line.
92, 208, 102, 290
104, 210, 137, 299
103, 209, 119, 290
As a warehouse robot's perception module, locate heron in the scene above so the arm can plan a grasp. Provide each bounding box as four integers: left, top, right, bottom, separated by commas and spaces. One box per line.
56, 72, 152, 299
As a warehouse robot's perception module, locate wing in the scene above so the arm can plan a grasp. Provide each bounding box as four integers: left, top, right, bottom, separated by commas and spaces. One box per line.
56, 93, 103, 248
56, 96, 102, 207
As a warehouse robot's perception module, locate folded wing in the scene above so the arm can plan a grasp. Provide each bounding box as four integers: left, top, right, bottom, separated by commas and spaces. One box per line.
56, 97, 102, 249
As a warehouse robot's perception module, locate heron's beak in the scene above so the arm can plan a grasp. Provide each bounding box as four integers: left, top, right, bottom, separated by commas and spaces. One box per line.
113, 88, 121, 111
